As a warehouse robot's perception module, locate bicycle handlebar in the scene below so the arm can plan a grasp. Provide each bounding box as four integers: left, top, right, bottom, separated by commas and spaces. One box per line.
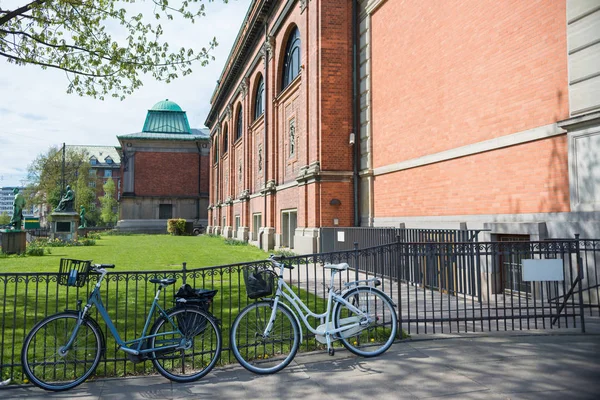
91, 264, 115, 269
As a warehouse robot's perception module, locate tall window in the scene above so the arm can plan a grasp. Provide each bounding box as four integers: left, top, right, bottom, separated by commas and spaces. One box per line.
236, 105, 243, 140
255, 76, 265, 119
281, 27, 301, 91
222, 125, 228, 155
213, 141, 219, 163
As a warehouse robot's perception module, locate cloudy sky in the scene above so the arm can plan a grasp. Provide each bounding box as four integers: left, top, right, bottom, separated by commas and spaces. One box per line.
0, 0, 251, 187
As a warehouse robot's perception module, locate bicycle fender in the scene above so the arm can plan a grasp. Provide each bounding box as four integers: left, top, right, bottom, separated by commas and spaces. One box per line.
264, 300, 303, 344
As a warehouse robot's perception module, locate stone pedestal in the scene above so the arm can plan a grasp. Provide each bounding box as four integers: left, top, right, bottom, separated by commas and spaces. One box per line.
0, 230, 26, 254
50, 212, 79, 242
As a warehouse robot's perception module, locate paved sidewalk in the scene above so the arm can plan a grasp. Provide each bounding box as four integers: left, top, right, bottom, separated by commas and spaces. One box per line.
2, 333, 599, 399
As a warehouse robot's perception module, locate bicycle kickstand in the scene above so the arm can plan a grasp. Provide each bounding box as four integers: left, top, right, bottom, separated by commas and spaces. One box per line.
326, 333, 335, 356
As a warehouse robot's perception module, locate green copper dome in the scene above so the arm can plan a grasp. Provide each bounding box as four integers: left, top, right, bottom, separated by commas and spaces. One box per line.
150, 99, 184, 112
142, 99, 191, 134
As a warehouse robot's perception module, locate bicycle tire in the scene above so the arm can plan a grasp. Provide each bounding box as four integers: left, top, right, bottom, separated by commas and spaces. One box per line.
149, 307, 222, 382
21, 312, 103, 391
230, 301, 300, 374
333, 287, 397, 357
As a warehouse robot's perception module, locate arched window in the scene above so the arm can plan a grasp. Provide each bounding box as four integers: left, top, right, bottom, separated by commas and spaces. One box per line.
222, 125, 228, 155
255, 76, 265, 119
281, 27, 301, 91
236, 105, 243, 140
213, 141, 218, 163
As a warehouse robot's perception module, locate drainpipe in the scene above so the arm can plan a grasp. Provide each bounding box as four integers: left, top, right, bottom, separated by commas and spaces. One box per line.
196, 141, 202, 220
352, 0, 361, 227
263, 22, 269, 236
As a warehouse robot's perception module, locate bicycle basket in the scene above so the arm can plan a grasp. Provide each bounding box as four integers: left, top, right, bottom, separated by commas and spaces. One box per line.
58, 258, 91, 287
243, 267, 275, 299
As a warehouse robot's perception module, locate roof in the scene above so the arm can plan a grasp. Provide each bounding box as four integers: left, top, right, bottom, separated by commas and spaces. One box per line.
150, 99, 184, 112
117, 132, 209, 141
142, 99, 191, 134
205, 1, 276, 128
66, 145, 121, 165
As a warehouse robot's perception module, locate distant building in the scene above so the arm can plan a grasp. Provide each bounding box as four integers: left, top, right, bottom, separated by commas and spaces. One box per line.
66, 145, 121, 213
0, 187, 33, 217
116, 99, 211, 232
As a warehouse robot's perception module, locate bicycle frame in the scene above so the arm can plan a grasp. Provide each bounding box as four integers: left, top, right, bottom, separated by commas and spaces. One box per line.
265, 263, 368, 347
63, 268, 183, 357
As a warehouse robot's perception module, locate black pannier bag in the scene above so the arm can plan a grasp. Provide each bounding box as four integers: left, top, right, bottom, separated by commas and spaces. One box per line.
243, 267, 275, 299
174, 284, 218, 336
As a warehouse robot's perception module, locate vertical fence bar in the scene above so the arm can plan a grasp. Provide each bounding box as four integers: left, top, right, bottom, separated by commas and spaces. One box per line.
575, 235, 586, 333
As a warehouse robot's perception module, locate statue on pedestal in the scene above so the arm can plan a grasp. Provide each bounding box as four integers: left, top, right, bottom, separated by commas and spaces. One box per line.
55, 185, 75, 212
10, 188, 26, 230
78, 205, 87, 229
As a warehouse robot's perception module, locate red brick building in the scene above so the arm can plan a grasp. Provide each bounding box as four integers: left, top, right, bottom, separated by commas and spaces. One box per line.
207, 0, 600, 252
117, 100, 211, 232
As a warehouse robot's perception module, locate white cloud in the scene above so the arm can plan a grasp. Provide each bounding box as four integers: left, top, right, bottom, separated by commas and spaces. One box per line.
0, 0, 251, 187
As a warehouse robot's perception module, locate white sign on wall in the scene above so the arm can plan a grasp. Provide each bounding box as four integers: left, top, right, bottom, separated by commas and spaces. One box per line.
337, 231, 345, 242
522, 259, 564, 282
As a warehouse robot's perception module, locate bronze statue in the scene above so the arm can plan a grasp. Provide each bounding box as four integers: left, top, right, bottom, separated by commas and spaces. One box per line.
55, 185, 75, 212
10, 188, 26, 230
78, 205, 87, 229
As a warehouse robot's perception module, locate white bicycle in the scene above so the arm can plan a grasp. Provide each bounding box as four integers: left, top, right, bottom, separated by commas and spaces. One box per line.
230, 255, 398, 374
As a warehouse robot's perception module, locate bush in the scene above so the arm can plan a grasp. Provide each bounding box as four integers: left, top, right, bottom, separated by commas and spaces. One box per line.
224, 238, 247, 246
272, 249, 297, 258
86, 231, 102, 240
79, 238, 96, 246
167, 219, 187, 235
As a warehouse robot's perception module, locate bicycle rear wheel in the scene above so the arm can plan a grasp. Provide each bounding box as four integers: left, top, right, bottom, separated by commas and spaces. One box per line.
230, 301, 300, 374
149, 307, 221, 382
334, 287, 397, 357
21, 312, 103, 391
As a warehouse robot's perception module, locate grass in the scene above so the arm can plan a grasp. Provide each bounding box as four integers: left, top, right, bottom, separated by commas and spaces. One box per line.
0, 234, 335, 384
0, 234, 268, 273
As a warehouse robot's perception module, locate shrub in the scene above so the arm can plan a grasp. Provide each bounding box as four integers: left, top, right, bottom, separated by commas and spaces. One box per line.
79, 238, 96, 246
272, 249, 297, 258
224, 238, 247, 246
86, 231, 102, 240
167, 219, 186, 235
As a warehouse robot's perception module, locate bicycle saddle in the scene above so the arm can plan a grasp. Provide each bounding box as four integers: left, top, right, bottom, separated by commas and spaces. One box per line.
149, 278, 177, 286
324, 263, 349, 271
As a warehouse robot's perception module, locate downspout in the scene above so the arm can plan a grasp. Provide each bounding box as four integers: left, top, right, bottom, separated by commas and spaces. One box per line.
263, 23, 269, 234
352, 0, 361, 226
195, 141, 202, 220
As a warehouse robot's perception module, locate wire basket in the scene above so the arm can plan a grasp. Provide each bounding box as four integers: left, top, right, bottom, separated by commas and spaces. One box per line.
58, 258, 91, 287
243, 267, 275, 299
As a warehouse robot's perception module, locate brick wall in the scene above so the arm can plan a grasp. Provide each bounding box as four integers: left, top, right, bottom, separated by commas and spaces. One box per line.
135, 152, 199, 196
374, 135, 569, 216
371, 0, 568, 167
370, 0, 569, 217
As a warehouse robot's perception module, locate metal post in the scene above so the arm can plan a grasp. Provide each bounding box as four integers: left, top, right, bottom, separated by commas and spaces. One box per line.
354, 242, 359, 282
182, 262, 187, 285
575, 234, 586, 333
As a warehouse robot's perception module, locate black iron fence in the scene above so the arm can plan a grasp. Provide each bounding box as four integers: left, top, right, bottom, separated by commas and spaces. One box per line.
320, 227, 485, 252
1, 237, 598, 386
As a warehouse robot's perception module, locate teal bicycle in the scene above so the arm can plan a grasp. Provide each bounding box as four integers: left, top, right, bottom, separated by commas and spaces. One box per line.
21, 259, 222, 391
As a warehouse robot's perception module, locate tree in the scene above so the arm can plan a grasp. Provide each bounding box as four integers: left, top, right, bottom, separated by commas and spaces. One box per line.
99, 178, 118, 226
0, 0, 222, 99
25, 145, 96, 213
0, 211, 10, 225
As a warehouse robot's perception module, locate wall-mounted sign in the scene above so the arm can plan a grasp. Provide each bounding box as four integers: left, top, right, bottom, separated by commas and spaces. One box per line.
337, 231, 345, 242
522, 259, 564, 282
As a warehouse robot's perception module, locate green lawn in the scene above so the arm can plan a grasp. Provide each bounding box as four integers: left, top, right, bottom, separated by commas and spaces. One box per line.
0, 234, 268, 273
0, 234, 332, 384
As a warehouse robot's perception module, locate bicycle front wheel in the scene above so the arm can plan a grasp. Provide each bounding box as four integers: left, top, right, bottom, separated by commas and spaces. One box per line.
149, 307, 222, 382
230, 301, 300, 374
21, 312, 103, 391
334, 287, 397, 357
